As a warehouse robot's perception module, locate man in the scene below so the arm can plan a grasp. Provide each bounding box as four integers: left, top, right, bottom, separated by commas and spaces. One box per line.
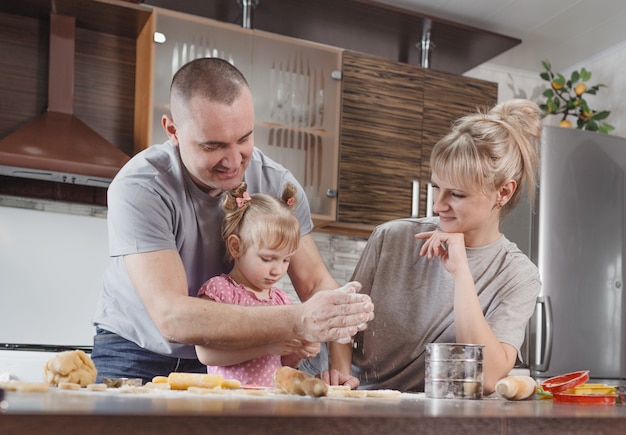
91, 58, 373, 383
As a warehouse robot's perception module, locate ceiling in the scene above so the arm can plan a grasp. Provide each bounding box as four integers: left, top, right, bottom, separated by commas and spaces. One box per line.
373, 0, 626, 72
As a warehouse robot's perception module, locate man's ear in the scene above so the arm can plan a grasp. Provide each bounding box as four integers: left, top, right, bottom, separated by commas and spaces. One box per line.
162, 114, 179, 146
227, 235, 242, 259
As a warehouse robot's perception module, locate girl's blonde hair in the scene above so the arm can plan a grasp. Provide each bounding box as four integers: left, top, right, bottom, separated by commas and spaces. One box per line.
221, 182, 300, 261
430, 98, 543, 217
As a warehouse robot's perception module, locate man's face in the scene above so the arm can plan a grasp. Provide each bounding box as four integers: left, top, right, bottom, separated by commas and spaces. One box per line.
164, 87, 255, 195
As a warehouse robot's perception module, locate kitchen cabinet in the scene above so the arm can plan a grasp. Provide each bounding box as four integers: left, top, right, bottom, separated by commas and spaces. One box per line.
331, 50, 497, 230
337, 50, 424, 226
151, 8, 342, 222
0, 1, 497, 217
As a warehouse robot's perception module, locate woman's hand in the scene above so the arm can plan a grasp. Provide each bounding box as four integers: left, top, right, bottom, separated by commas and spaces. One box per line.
415, 231, 469, 276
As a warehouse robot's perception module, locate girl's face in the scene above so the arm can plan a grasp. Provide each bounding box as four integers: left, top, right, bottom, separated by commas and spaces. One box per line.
229, 238, 296, 293
430, 173, 503, 247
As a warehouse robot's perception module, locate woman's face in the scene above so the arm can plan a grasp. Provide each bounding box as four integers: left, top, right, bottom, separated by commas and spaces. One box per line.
430, 172, 502, 246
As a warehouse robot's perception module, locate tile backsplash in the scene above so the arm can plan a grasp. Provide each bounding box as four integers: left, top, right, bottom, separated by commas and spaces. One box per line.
278, 231, 369, 301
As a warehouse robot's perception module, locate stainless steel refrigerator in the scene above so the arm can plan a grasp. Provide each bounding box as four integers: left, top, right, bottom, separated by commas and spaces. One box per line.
504, 126, 626, 381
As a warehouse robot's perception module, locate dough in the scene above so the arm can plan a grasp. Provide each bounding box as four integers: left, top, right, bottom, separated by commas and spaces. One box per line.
167, 373, 224, 390
273, 366, 328, 397
58, 382, 82, 390
87, 383, 108, 392
15, 382, 50, 392
43, 350, 97, 387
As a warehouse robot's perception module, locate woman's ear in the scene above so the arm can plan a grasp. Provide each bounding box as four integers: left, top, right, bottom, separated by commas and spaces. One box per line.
498, 179, 518, 206
227, 235, 242, 259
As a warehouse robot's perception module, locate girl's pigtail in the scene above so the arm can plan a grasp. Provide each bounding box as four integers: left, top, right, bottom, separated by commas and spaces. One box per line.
281, 182, 298, 208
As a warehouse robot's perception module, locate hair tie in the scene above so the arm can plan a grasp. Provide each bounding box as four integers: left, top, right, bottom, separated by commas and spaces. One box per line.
236, 191, 252, 208
285, 197, 295, 207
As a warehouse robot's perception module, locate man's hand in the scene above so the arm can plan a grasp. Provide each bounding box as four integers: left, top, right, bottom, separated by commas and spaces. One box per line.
295, 281, 374, 344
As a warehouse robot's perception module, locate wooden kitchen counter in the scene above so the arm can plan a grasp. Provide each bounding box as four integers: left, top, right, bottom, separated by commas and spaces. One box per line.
2, 388, 626, 434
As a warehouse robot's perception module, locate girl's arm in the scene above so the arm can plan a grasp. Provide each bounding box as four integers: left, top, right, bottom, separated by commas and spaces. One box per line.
323, 341, 360, 389
196, 339, 307, 366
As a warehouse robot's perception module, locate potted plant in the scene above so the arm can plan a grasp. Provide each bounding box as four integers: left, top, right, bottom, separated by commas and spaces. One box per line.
538, 60, 614, 134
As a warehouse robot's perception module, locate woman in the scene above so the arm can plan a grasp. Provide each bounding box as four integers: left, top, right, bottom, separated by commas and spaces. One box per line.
322, 99, 543, 394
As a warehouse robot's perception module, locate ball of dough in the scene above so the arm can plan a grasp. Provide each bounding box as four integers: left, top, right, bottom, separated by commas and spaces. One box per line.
43, 350, 97, 387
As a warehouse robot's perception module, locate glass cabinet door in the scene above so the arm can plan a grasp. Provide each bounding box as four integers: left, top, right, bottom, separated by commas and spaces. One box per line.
249, 31, 342, 222
151, 8, 341, 222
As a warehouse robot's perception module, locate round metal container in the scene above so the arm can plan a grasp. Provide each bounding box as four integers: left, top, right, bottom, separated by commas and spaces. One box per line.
425, 343, 484, 400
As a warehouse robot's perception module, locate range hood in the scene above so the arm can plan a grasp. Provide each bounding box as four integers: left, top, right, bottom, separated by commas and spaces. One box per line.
0, 13, 130, 188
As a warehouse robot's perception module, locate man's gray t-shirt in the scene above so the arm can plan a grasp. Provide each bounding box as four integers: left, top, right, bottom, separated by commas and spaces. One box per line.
351, 217, 540, 392
93, 142, 313, 359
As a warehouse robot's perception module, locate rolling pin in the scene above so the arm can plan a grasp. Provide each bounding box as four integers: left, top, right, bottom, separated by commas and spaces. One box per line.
273, 366, 328, 397
495, 375, 537, 400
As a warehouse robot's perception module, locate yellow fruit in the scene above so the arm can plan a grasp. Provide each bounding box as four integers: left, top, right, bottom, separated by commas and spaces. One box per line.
580, 110, 593, 120
575, 83, 586, 96
559, 120, 572, 128
551, 81, 564, 90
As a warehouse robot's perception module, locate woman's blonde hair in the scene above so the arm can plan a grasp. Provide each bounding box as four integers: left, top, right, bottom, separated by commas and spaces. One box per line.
221, 182, 300, 261
430, 98, 543, 217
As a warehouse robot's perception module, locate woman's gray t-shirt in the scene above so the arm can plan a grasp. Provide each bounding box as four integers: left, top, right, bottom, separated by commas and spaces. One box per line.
351, 217, 541, 392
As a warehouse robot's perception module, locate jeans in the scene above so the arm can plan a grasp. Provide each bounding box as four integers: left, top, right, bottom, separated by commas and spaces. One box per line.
91, 328, 206, 384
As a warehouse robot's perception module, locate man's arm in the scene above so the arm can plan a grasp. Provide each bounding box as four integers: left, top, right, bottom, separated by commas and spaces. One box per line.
288, 234, 341, 301
125, 248, 373, 349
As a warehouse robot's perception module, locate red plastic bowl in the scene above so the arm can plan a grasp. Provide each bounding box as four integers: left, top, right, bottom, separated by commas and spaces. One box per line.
552, 392, 616, 404
541, 370, 590, 394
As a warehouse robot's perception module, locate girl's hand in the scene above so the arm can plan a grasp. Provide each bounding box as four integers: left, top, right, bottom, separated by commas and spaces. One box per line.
266, 339, 307, 356
415, 231, 469, 276
269, 340, 319, 358
320, 368, 360, 389
280, 341, 320, 367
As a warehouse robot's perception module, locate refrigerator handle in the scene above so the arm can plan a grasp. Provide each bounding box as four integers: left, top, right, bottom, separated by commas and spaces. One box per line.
426, 183, 434, 217
535, 295, 553, 372
411, 180, 420, 217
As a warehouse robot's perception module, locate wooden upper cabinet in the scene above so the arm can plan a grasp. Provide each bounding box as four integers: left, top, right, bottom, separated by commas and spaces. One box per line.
419, 70, 498, 214
335, 51, 498, 231
338, 51, 424, 226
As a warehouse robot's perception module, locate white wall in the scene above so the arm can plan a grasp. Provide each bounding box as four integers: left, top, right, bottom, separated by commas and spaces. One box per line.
464, 41, 626, 139
0, 199, 108, 347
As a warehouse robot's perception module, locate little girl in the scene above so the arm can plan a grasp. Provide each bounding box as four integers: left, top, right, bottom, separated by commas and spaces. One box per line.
195, 182, 319, 387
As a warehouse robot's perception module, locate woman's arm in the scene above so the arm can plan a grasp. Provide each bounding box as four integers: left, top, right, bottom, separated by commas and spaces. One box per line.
416, 231, 517, 394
